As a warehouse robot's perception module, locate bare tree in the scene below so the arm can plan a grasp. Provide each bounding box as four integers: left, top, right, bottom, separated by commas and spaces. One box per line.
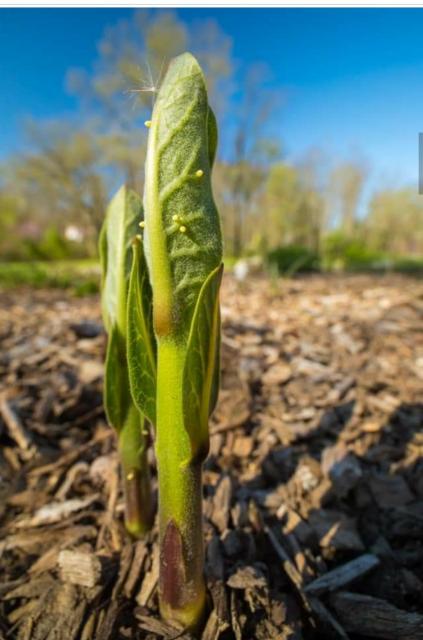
328, 160, 368, 234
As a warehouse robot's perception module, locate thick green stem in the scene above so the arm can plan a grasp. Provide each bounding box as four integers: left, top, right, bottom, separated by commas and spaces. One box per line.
156, 341, 206, 629
118, 404, 154, 537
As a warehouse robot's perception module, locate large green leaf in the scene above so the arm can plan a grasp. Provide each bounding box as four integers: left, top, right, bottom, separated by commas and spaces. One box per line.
182, 263, 223, 454
143, 52, 223, 336
100, 185, 144, 432
127, 237, 157, 425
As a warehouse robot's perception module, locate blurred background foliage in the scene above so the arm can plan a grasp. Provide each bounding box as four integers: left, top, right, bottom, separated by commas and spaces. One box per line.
1, 9, 422, 287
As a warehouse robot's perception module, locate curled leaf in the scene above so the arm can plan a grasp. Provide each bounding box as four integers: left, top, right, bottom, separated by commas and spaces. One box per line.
182, 263, 223, 456
104, 325, 131, 430
143, 52, 223, 337
127, 237, 157, 425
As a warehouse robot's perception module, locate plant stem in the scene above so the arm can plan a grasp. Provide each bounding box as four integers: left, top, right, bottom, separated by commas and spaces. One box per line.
118, 403, 154, 537
156, 340, 206, 629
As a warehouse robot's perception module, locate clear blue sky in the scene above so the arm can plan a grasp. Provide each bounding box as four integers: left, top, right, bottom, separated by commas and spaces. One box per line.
1, 7, 423, 196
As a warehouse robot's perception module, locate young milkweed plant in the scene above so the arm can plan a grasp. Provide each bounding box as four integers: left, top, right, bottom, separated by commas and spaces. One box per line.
126, 52, 223, 629
99, 187, 154, 537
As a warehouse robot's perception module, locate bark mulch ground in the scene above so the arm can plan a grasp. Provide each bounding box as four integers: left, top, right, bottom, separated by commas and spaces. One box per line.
0, 274, 422, 640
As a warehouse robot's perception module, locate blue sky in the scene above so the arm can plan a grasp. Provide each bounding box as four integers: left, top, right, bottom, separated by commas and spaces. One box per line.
1, 8, 423, 196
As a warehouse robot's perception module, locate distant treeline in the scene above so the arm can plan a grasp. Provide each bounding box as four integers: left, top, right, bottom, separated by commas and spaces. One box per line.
0, 11, 421, 271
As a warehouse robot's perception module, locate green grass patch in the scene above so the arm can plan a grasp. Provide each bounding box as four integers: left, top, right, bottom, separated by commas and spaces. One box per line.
0, 260, 101, 295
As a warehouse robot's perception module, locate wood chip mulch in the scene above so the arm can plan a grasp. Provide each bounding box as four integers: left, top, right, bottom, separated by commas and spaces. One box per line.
0, 274, 422, 640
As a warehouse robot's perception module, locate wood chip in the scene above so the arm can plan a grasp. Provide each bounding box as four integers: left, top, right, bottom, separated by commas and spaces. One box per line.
211, 475, 233, 533
321, 445, 362, 497
262, 363, 292, 386
0, 392, 33, 452
58, 549, 103, 588
369, 474, 414, 508
136, 546, 159, 607
123, 541, 148, 599
15, 494, 100, 528
95, 599, 120, 640
330, 591, 423, 639
227, 565, 267, 590
308, 510, 364, 551
135, 613, 187, 638
305, 553, 380, 595
201, 608, 230, 640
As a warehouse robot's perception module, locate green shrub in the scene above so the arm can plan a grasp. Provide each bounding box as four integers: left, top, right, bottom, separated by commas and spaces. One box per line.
266, 245, 320, 275
16, 227, 88, 262
38, 227, 72, 260
323, 231, 385, 272
392, 256, 423, 275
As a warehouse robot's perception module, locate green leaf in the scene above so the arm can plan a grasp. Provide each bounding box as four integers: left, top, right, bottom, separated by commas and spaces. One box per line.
104, 324, 131, 431
100, 185, 144, 431
182, 263, 223, 454
143, 52, 223, 336
101, 186, 143, 335
127, 237, 157, 425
